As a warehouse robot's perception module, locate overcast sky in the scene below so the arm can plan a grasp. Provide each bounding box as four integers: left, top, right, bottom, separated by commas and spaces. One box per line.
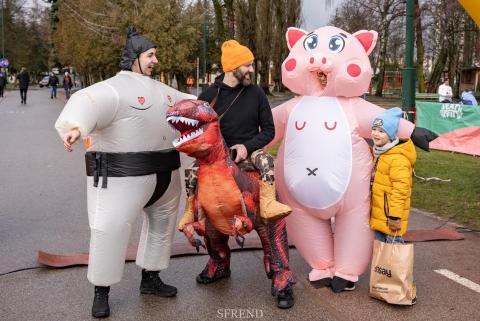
301, 0, 345, 31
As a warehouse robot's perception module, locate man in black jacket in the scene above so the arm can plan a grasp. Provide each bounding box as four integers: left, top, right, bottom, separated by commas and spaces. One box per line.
179, 40, 295, 308
17, 67, 29, 104
48, 72, 59, 99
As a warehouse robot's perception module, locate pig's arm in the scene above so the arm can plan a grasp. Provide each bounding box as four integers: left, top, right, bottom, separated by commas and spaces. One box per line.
347, 97, 414, 139
266, 96, 301, 149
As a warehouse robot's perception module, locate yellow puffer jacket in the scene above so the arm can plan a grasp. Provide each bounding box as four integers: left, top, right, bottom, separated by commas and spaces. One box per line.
370, 139, 416, 236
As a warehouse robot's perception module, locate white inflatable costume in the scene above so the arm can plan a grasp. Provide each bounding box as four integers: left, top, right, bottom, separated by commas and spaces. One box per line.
55, 70, 195, 286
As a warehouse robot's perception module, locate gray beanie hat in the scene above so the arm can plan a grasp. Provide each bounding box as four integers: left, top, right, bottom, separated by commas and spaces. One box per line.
119, 26, 156, 70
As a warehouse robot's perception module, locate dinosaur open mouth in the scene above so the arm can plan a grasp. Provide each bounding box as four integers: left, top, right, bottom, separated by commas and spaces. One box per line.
167, 116, 204, 147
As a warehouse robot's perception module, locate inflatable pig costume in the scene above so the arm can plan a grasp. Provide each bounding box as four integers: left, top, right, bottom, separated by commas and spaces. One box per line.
270, 26, 414, 289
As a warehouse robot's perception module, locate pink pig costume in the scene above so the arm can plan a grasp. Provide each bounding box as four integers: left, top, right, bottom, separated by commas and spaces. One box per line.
270, 26, 414, 284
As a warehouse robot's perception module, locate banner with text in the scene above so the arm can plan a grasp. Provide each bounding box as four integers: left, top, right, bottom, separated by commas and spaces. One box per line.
416, 101, 480, 156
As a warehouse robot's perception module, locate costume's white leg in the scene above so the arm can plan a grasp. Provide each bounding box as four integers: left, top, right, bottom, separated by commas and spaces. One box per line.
136, 170, 181, 271
86, 175, 156, 286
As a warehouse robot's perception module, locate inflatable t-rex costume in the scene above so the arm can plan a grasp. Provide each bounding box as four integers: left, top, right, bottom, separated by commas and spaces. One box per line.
166, 99, 295, 297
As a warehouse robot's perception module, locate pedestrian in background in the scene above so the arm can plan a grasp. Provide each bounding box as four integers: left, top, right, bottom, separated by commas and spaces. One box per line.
461, 88, 478, 106
17, 67, 29, 104
438, 78, 453, 103
48, 72, 59, 99
0, 71, 6, 97
63, 72, 73, 99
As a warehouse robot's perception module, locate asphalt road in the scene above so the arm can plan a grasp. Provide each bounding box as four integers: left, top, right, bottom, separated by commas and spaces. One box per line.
0, 88, 479, 321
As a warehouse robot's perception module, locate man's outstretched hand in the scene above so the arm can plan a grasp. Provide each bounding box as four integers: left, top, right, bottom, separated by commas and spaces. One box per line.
63, 128, 81, 152
411, 127, 438, 151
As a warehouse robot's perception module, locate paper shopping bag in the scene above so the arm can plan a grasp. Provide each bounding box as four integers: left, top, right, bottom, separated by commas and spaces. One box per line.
369, 239, 416, 305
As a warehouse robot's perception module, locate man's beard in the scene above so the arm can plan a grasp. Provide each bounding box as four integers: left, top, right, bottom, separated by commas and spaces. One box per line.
233, 68, 252, 86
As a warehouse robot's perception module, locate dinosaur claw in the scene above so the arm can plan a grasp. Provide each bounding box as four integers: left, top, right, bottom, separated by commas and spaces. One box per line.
193, 238, 206, 252
235, 234, 245, 248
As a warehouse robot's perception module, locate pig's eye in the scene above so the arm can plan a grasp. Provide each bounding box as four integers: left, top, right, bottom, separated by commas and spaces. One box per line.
328, 36, 345, 53
303, 34, 318, 51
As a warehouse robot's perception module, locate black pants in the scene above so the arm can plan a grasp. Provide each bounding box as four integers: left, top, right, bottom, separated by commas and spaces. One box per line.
20, 89, 27, 103
0, 86, 4, 97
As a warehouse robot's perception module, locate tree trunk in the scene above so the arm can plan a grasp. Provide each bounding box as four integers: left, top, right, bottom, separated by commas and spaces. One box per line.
462, 15, 475, 67
257, 0, 273, 95
414, 0, 425, 93
427, 46, 447, 93
375, 22, 388, 96
271, 0, 285, 92
174, 72, 187, 92
212, 0, 226, 42
224, 0, 235, 38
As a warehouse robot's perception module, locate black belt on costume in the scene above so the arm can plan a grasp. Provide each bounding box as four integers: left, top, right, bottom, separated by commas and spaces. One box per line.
85, 149, 180, 188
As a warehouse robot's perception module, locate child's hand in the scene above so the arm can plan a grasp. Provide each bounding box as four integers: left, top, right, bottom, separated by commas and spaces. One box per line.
387, 218, 401, 231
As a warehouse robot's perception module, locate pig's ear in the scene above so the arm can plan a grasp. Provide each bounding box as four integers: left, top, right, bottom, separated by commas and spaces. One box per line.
352, 30, 378, 55
286, 27, 307, 50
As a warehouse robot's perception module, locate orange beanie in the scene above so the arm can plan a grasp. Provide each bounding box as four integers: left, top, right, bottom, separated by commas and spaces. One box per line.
221, 40, 254, 72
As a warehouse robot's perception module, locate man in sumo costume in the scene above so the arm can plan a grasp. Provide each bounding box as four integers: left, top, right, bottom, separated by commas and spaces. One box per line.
55, 27, 195, 318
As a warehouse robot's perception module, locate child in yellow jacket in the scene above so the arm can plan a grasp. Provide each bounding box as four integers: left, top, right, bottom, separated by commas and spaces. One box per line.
370, 107, 417, 243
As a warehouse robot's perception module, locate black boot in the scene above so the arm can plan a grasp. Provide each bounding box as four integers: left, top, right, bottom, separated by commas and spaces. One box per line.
91, 286, 110, 318
196, 265, 231, 284
140, 269, 177, 297
310, 277, 332, 289
276, 287, 294, 309
331, 276, 355, 293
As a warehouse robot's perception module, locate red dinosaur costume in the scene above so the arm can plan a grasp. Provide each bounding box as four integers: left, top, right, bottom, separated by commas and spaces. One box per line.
166, 99, 295, 301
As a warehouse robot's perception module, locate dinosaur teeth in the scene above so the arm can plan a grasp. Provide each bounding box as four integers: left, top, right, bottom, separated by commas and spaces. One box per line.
167, 116, 200, 128
172, 128, 204, 148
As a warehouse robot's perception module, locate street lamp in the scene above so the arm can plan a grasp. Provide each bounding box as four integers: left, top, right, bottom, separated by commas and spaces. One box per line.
1, 0, 5, 58
201, 0, 207, 93
401, 0, 416, 119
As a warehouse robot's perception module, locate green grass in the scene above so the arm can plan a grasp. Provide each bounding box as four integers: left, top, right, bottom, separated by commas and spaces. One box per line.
412, 148, 480, 229
268, 143, 480, 229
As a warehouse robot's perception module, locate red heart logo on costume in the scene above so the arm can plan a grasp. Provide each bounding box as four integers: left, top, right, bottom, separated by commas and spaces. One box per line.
138, 97, 145, 105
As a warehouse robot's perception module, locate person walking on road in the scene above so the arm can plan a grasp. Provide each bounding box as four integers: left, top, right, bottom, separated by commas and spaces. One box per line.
0, 71, 6, 97
63, 71, 73, 99
48, 72, 59, 99
17, 67, 29, 104
54, 27, 195, 318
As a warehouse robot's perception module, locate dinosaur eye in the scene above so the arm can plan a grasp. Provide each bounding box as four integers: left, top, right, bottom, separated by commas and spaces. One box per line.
328, 36, 345, 53
303, 34, 318, 51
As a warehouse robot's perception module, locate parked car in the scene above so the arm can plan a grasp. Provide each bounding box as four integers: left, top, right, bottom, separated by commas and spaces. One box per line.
39, 75, 49, 87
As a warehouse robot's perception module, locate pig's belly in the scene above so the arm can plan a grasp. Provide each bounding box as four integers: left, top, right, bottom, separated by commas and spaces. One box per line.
284, 96, 352, 209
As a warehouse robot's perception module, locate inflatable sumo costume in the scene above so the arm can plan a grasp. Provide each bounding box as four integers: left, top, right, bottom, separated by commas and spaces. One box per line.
55, 27, 195, 317
269, 26, 417, 292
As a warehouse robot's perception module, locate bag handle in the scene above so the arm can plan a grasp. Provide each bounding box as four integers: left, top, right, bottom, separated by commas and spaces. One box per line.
388, 231, 405, 244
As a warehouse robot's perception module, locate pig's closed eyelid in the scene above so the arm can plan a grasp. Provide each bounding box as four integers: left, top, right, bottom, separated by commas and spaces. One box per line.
295, 121, 306, 130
